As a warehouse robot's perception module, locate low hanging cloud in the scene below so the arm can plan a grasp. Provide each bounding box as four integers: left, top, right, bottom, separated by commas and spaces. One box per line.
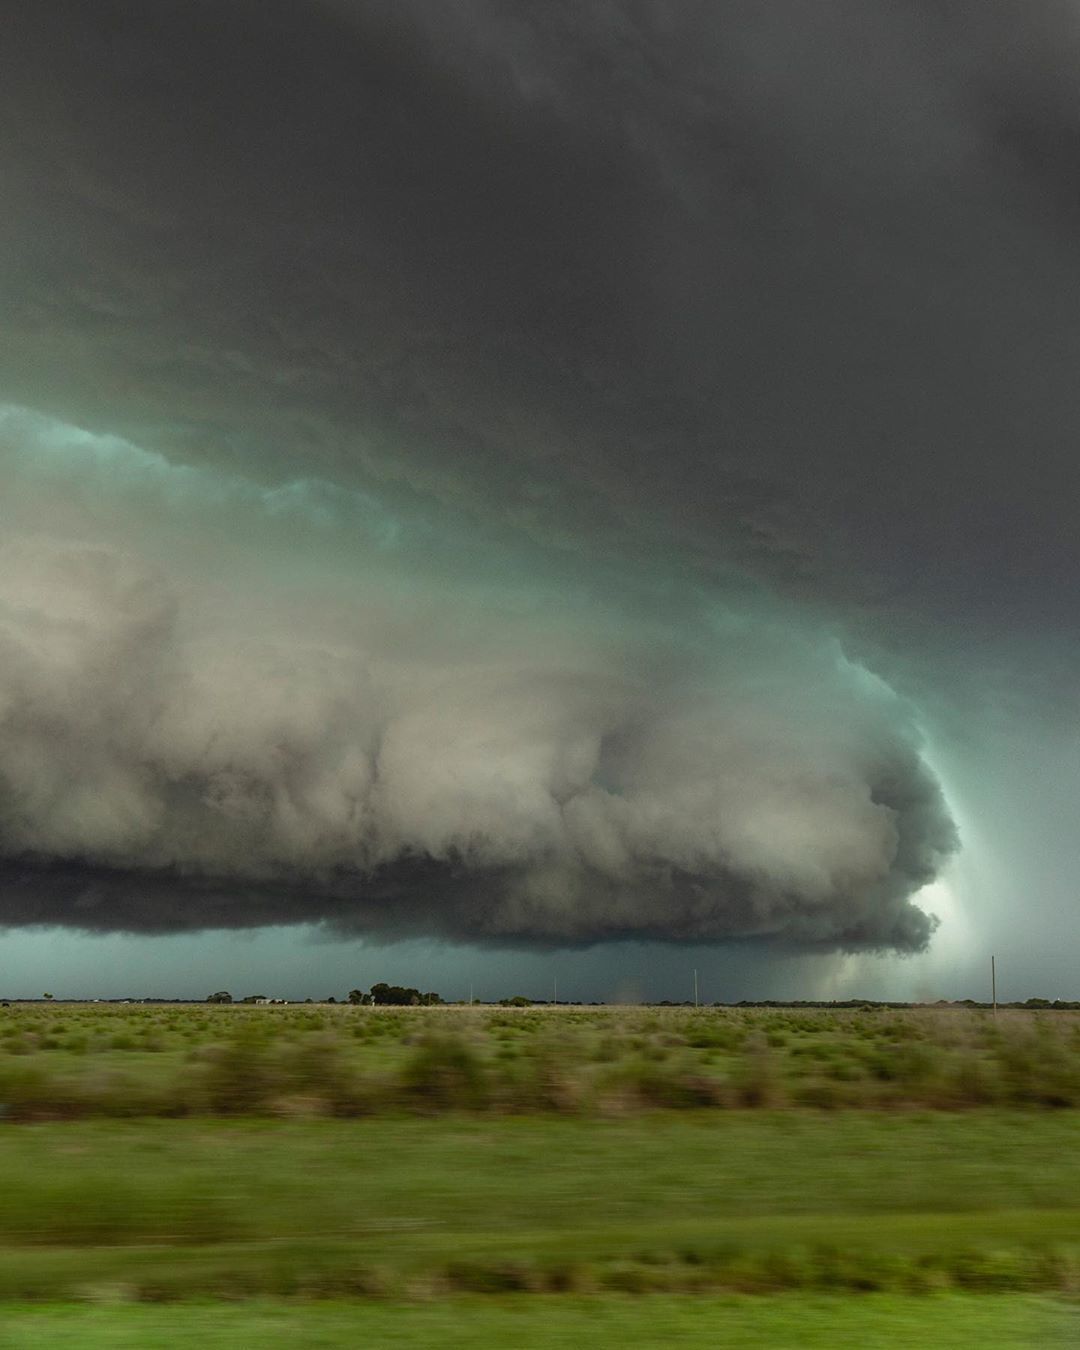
0, 409, 956, 949
8, 1, 1049, 957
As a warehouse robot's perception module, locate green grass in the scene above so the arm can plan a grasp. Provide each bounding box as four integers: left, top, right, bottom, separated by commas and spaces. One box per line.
1, 1005, 1080, 1324
0, 1296, 1073, 1349
0, 1114, 1078, 1299
3, 1002, 1080, 1117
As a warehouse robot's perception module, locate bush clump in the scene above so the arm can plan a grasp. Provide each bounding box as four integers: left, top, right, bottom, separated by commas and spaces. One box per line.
399, 1033, 489, 1112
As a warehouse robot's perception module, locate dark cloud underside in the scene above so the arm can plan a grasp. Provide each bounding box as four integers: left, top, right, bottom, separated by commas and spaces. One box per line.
2, 1, 1076, 951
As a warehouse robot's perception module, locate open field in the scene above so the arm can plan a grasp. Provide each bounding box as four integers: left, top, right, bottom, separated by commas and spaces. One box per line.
0, 1113, 1078, 1300
0, 1296, 1073, 1349
2, 1001, 1080, 1117
1, 1004, 1078, 1344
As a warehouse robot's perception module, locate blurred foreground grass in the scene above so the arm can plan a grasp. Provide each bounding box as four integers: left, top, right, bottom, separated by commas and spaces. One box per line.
0, 1295, 1074, 1350
0, 1114, 1078, 1299
3, 1002, 1080, 1341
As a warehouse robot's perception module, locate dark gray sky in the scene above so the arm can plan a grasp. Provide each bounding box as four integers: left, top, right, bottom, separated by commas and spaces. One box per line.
1, 1, 1078, 998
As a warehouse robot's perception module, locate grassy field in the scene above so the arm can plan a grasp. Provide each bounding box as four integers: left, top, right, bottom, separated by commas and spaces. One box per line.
1, 1000, 1080, 1117
0, 1112, 1078, 1299
0, 1295, 1073, 1349
0, 1003, 1078, 1344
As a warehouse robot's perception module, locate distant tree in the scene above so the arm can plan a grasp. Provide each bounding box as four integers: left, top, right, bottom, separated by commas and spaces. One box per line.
347, 989, 364, 1005
370, 982, 443, 1006
326, 996, 337, 1004
499, 995, 532, 1007
206, 991, 233, 1004
241, 995, 268, 1004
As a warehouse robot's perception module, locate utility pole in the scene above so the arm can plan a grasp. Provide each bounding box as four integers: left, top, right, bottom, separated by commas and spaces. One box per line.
991, 955, 997, 1018
553, 975, 557, 1007
693, 969, 699, 1008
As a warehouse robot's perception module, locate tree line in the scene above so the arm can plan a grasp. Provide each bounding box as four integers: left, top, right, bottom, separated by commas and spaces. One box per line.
205, 984, 444, 1006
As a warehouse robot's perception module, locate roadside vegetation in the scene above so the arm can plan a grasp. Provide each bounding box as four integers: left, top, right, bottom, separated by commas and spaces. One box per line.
0, 1295, 1072, 1350
0, 1113, 1078, 1301
0, 1002, 1079, 1119
0, 1002, 1078, 1341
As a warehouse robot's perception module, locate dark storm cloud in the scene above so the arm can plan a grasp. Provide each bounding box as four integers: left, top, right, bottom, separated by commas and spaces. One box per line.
5, 0, 1080, 614
2, 0, 1072, 947
0, 488, 955, 949
0, 832, 943, 953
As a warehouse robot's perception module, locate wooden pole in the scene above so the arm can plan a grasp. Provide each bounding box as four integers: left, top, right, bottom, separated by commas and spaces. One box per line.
991, 955, 997, 1017
693, 969, 699, 1008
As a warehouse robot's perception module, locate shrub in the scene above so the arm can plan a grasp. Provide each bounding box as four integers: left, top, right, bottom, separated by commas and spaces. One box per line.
273, 1033, 371, 1116
197, 1036, 275, 1114
733, 1031, 785, 1107
400, 1033, 488, 1111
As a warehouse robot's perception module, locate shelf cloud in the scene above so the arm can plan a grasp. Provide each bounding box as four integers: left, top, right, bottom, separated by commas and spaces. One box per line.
0, 409, 953, 947
4, 1, 1078, 967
